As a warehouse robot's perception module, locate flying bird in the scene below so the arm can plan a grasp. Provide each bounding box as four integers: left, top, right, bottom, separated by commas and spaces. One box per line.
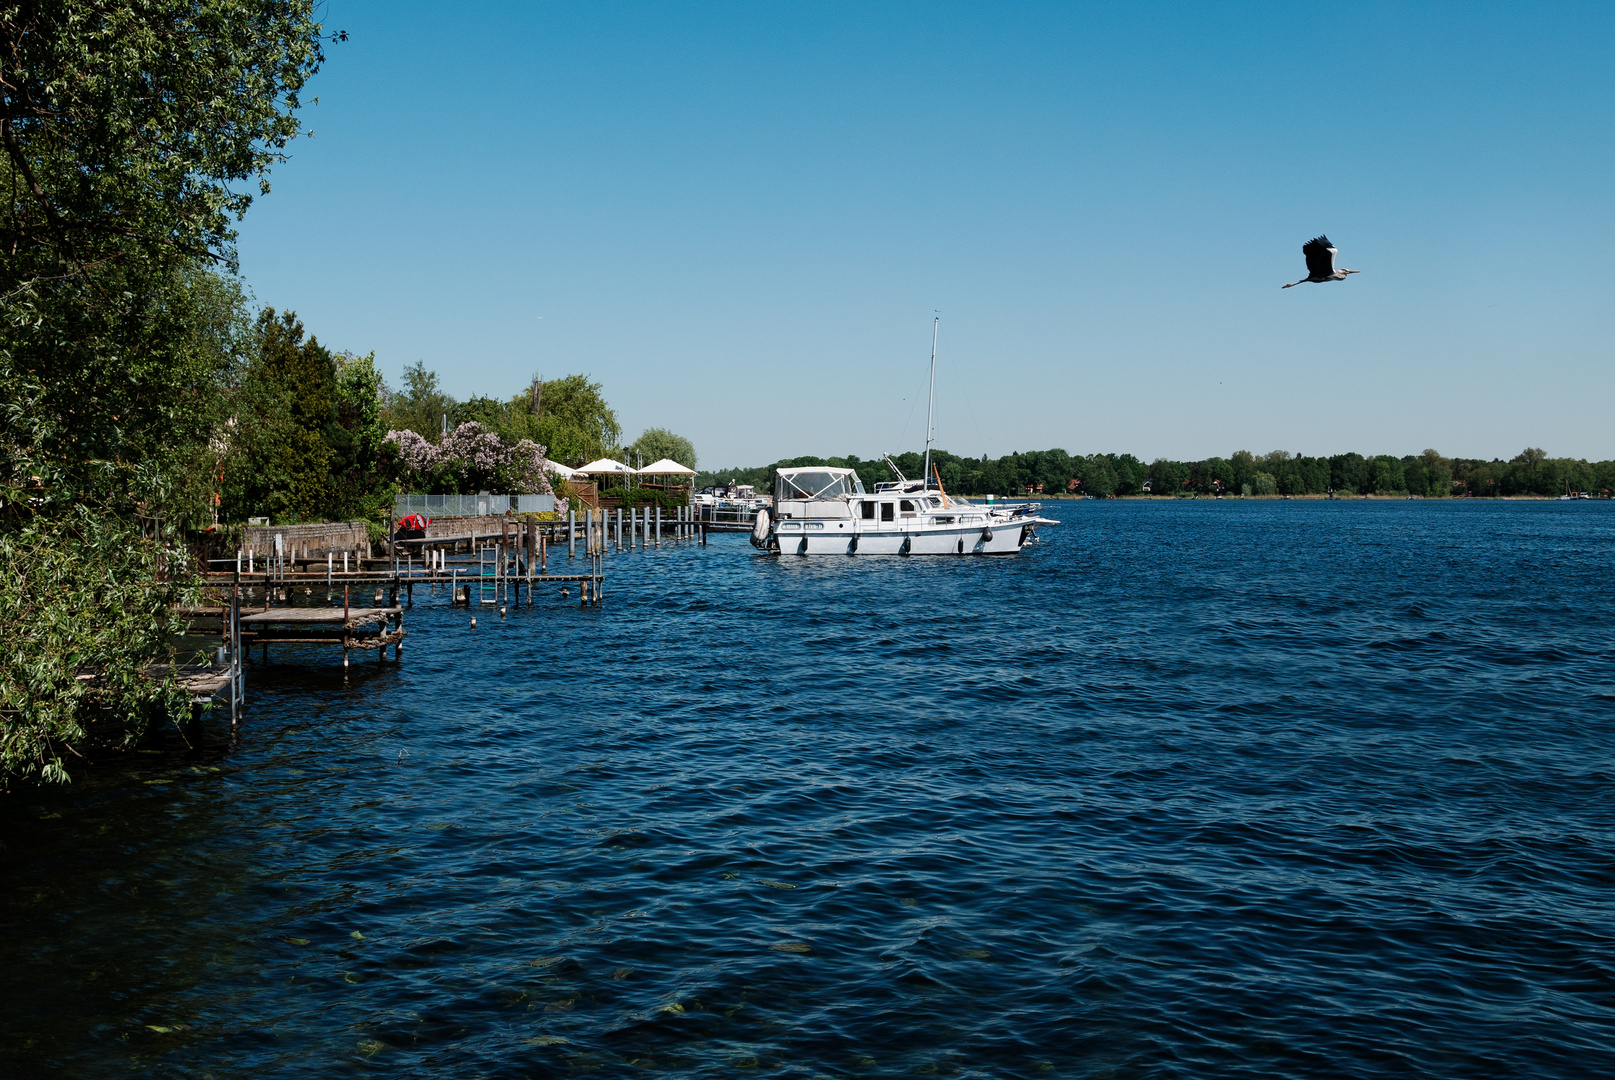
1282, 235, 1360, 288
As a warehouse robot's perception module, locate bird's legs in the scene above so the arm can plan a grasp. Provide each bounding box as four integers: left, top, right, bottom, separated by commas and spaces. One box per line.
1281, 279, 1305, 288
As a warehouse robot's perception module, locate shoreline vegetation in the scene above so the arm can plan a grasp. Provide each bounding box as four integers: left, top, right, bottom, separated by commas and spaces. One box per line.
0, 3, 699, 791
697, 448, 1614, 500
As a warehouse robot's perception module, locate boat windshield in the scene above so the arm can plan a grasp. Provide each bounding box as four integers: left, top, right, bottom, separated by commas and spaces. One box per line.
775, 470, 864, 501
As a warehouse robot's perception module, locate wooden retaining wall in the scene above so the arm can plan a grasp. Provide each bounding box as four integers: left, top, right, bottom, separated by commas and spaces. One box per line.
243, 521, 371, 560
418, 514, 512, 543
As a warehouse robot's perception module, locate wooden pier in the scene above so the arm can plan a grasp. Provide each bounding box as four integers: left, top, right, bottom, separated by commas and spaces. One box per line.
176, 502, 728, 701
240, 605, 405, 669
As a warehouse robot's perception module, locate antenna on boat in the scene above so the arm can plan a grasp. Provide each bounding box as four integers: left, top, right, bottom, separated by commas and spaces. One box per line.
923, 314, 938, 496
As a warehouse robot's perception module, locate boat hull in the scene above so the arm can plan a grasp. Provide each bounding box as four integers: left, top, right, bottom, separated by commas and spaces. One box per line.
770, 519, 1045, 555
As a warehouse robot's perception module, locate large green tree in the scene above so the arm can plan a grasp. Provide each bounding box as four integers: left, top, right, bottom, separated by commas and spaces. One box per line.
219, 308, 334, 522
382, 361, 455, 438
626, 427, 697, 470
0, 1, 329, 787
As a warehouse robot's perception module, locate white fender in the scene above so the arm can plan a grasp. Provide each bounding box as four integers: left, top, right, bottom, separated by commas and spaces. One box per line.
750, 508, 771, 549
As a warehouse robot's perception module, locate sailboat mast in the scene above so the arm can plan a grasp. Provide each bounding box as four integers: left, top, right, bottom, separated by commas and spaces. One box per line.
923, 315, 938, 492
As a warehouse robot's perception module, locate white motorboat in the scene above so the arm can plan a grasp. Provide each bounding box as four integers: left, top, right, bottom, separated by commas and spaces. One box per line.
752, 465, 1053, 554
750, 317, 1057, 556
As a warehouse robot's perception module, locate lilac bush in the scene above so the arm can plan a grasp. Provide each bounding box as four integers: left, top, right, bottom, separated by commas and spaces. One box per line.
386, 422, 560, 501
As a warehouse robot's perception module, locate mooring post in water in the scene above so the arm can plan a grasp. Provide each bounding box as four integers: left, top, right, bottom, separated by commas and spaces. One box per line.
569, 508, 576, 558
231, 569, 241, 729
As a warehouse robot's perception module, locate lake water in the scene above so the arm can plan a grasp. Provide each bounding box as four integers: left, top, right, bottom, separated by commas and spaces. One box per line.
2, 500, 1613, 1078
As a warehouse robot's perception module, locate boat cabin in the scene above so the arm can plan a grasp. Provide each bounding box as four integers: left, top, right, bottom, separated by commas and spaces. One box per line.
773, 466, 982, 527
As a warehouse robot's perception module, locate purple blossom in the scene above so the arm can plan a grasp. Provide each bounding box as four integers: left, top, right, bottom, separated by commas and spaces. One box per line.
386, 422, 558, 497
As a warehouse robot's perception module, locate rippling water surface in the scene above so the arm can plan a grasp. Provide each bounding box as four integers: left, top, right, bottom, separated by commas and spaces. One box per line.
3, 500, 1613, 1078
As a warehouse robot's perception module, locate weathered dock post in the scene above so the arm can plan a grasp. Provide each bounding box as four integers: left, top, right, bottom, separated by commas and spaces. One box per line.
655, 505, 662, 547
569, 507, 576, 558
343, 584, 350, 670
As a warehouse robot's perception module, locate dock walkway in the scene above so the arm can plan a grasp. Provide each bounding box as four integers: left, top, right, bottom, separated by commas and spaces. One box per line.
239, 605, 406, 668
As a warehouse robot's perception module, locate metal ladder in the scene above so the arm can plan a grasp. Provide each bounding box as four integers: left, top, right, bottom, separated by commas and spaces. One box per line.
478, 546, 498, 605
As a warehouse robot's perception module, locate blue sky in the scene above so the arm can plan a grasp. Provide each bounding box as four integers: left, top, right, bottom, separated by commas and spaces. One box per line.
236, 2, 1613, 467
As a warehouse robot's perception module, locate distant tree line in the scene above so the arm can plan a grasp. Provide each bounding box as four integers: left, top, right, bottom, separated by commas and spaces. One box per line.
699, 447, 1615, 499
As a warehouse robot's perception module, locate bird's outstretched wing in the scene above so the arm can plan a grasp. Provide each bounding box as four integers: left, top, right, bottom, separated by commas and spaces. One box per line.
1302, 235, 1337, 278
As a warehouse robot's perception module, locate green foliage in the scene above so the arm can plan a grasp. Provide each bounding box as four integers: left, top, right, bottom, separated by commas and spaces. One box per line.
599, 486, 690, 511
626, 427, 698, 470
704, 446, 1615, 500
493, 374, 622, 466
0, 509, 197, 789
218, 314, 395, 526
219, 309, 334, 522
0, 0, 328, 784
0, 0, 330, 281
384, 370, 624, 468
1369, 455, 1406, 494
383, 361, 454, 438
326, 351, 396, 524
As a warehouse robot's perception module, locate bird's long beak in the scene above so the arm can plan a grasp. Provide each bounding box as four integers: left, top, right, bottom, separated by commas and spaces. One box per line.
1343, 269, 1361, 274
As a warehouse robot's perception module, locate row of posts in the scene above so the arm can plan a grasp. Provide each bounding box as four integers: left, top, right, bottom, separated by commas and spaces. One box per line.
565, 503, 707, 557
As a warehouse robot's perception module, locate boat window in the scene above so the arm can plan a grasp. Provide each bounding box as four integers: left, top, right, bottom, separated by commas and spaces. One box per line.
775, 470, 858, 502
881, 502, 895, 522
860, 501, 875, 520
900, 500, 915, 514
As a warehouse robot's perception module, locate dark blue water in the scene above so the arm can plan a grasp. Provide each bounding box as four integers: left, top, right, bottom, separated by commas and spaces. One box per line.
3, 500, 1614, 1078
